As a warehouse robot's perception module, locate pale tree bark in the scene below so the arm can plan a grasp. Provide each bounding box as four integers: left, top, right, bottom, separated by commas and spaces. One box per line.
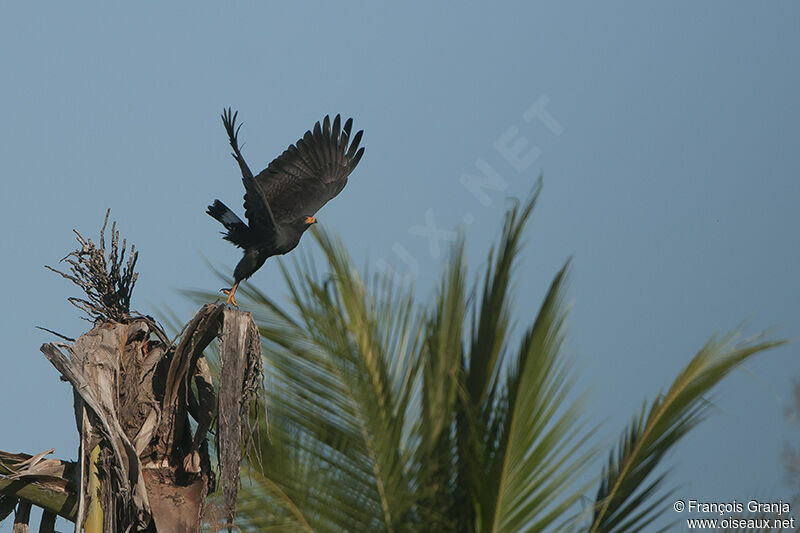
1, 212, 264, 532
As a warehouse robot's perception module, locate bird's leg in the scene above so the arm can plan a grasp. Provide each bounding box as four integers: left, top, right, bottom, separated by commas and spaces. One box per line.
221, 281, 240, 307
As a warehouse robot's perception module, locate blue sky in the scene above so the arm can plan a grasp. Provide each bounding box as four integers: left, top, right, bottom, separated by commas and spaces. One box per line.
1, 3, 798, 530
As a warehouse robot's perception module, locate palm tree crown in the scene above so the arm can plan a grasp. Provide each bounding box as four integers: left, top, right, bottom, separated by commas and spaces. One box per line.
192, 181, 784, 532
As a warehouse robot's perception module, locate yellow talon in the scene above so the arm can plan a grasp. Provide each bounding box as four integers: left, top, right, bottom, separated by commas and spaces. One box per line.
222, 282, 239, 307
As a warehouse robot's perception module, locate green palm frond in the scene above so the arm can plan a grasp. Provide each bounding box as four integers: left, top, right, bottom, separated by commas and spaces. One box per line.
191, 229, 424, 531
413, 236, 468, 529
590, 333, 788, 532
481, 261, 596, 532
467, 180, 541, 405
185, 181, 786, 532
458, 183, 595, 532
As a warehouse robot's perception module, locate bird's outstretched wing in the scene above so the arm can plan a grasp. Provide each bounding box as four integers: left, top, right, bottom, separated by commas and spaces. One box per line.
221, 108, 278, 237
254, 114, 364, 223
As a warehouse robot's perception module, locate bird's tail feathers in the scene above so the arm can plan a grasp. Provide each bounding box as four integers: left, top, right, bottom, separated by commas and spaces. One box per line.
207, 200, 252, 248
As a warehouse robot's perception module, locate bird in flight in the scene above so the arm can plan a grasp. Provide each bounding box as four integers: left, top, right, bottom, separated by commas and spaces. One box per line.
208, 108, 365, 306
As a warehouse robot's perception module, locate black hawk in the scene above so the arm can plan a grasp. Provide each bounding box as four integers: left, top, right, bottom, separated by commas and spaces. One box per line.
208, 108, 365, 306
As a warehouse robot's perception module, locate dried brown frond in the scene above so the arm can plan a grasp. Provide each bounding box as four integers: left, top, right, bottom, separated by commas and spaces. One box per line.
46, 209, 138, 322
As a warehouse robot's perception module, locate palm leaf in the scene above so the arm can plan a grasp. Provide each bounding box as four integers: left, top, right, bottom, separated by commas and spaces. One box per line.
471, 258, 596, 532
186, 180, 786, 532
466, 179, 541, 405
411, 235, 469, 529
190, 228, 424, 531
591, 333, 788, 532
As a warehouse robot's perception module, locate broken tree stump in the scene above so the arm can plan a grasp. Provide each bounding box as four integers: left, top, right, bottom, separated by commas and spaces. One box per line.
38, 305, 263, 532
218, 308, 263, 530
2, 213, 265, 532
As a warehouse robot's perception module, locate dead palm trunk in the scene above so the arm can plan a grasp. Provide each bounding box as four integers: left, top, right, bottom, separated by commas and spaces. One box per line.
0, 212, 264, 532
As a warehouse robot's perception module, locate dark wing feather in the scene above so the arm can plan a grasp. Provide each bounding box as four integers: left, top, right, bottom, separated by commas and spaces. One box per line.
241, 175, 278, 238
253, 114, 365, 223
219, 109, 276, 238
